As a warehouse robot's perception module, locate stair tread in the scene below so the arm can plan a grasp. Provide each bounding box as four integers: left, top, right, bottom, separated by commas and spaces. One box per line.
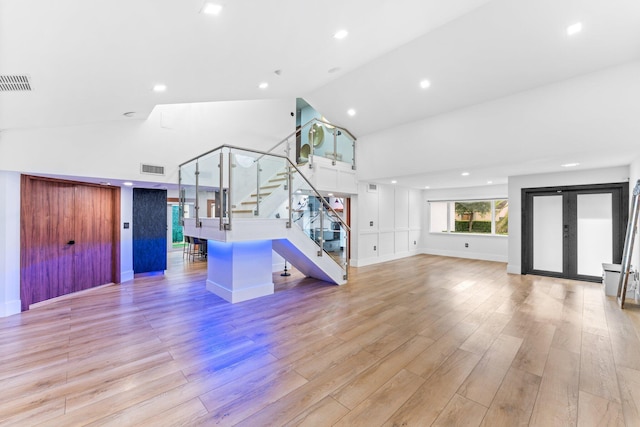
241, 201, 258, 205
261, 184, 280, 189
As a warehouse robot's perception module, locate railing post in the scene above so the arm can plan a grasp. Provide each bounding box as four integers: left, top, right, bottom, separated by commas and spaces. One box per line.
226, 150, 233, 231
178, 168, 184, 226
318, 204, 324, 257
352, 138, 356, 170
287, 162, 292, 228
195, 160, 200, 228
332, 128, 337, 166
218, 152, 224, 231
255, 160, 261, 217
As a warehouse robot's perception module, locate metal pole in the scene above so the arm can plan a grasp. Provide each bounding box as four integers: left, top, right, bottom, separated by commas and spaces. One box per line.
195, 160, 200, 228
255, 160, 261, 217
332, 128, 337, 166
287, 162, 292, 228
219, 152, 224, 231
227, 150, 233, 231
318, 204, 324, 257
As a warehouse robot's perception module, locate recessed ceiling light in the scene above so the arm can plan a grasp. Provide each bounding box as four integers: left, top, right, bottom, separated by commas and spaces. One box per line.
420, 79, 431, 89
333, 29, 348, 40
487, 180, 493, 184
123, 112, 136, 117
153, 84, 167, 92
202, 2, 223, 15
425, 186, 430, 189
123, 182, 134, 186
347, 108, 356, 116
328, 193, 334, 196
391, 180, 397, 184
258, 82, 269, 89
461, 172, 470, 176
566, 22, 583, 36
561, 162, 580, 168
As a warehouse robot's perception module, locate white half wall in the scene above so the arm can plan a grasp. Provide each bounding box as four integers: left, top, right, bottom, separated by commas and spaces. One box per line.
351, 182, 422, 267
423, 184, 508, 262
507, 166, 630, 274
0, 171, 21, 317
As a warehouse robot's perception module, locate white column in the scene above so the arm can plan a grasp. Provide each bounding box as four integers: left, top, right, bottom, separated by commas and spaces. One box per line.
0, 171, 22, 316
206, 239, 274, 303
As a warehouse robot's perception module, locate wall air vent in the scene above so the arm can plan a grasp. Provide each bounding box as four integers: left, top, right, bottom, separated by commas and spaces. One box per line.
368, 183, 378, 193
140, 163, 165, 175
0, 75, 32, 92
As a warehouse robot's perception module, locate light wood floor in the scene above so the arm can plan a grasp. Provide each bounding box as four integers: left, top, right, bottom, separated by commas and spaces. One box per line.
3, 253, 640, 426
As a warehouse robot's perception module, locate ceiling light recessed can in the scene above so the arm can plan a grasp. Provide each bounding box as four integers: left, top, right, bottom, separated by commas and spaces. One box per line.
123, 112, 136, 117
202, 2, 223, 15
347, 108, 356, 116
566, 22, 583, 36
420, 79, 431, 89
391, 180, 397, 184
153, 84, 167, 92
487, 180, 493, 184
123, 182, 134, 186
561, 162, 580, 168
425, 186, 430, 189
258, 82, 269, 89
333, 29, 349, 40
461, 172, 470, 176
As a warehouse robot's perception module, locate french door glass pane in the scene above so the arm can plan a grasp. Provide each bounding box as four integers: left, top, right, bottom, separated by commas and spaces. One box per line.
577, 193, 612, 276
533, 195, 563, 272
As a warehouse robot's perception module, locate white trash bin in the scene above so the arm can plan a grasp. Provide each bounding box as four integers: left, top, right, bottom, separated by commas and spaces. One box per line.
602, 263, 634, 297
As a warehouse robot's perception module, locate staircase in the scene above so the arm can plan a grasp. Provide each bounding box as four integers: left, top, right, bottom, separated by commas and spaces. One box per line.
179, 118, 355, 303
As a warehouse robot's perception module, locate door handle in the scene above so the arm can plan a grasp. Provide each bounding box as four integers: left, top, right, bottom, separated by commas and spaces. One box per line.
67, 240, 75, 245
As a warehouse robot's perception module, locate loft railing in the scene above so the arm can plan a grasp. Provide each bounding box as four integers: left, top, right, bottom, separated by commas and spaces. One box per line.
260, 118, 357, 169
178, 144, 351, 277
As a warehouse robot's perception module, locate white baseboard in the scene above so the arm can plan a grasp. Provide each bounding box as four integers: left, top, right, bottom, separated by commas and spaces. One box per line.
0, 299, 21, 317
120, 270, 135, 283
351, 250, 420, 268
206, 279, 274, 303
506, 264, 521, 275
421, 248, 508, 263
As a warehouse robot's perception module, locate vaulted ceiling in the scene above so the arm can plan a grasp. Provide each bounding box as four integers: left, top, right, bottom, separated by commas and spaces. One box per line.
1, 0, 640, 188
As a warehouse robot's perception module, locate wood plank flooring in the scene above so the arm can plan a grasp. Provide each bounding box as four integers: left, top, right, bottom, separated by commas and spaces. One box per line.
2, 253, 640, 426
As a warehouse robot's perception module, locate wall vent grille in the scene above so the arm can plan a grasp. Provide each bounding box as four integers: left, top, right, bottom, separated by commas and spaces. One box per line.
368, 183, 378, 192
140, 164, 165, 175
0, 75, 32, 92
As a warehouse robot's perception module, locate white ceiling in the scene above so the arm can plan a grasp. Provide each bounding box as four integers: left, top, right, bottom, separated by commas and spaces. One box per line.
1, 0, 640, 189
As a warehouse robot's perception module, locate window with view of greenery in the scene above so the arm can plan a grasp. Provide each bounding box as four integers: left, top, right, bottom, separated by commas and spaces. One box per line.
429, 199, 508, 235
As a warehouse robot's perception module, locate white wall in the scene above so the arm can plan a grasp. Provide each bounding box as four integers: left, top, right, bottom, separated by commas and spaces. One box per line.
0, 99, 295, 183
507, 166, 629, 274
352, 182, 422, 267
423, 184, 508, 262
0, 171, 21, 316
121, 187, 134, 282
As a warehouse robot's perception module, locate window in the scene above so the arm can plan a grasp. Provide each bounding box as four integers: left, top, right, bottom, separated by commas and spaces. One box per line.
429, 199, 508, 235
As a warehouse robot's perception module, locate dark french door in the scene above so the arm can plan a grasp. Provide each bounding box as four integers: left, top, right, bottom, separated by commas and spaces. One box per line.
522, 182, 628, 282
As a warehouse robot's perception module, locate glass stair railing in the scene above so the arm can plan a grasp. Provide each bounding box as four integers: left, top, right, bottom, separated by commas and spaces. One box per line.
179, 144, 350, 280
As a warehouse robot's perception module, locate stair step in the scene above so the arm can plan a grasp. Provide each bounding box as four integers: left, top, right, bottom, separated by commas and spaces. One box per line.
232, 209, 254, 214
241, 201, 258, 205
269, 177, 287, 183
261, 184, 280, 190
250, 192, 272, 197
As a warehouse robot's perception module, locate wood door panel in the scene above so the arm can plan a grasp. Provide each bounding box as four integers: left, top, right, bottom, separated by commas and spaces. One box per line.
74, 185, 115, 292
20, 175, 121, 310
20, 177, 75, 310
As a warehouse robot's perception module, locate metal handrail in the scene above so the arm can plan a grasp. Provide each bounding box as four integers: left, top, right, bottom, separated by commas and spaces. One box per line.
179, 144, 351, 232
255, 117, 357, 164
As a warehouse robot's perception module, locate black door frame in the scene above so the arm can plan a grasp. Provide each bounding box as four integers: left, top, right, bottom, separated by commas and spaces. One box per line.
522, 182, 628, 282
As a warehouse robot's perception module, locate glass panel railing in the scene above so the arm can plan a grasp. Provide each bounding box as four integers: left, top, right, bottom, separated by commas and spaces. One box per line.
179, 159, 198, 225
229, 148, 289, 219
198, 150, 221, 221
333, 128, 355, 167
179, 143, 351, 279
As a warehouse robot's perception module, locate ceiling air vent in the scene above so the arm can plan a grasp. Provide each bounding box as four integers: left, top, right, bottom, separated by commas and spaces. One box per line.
140, 163, 165, 175
368, 183, 378, 193
0, 75, 32, 92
